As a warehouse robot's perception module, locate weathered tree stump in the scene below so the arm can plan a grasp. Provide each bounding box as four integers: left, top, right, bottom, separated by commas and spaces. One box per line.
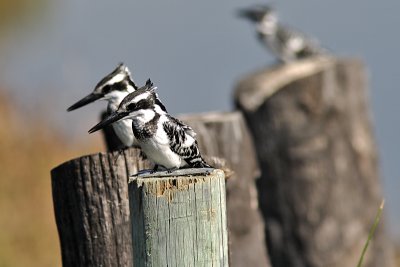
234, 57, 394, 267
51, 148, 150, 267
129, 168, 229, 267
179, 111, 270, 267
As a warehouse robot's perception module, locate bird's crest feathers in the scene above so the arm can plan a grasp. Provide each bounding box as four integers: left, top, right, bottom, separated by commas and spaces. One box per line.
117, 62, 132, 76
117, 79, 158, 111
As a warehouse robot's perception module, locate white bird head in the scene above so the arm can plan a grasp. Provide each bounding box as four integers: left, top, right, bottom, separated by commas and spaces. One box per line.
89, 79, 164, 133
67, 63, 137, 111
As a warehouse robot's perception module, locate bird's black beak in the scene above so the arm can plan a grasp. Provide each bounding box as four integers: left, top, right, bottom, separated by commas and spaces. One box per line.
237, 9, 257, 21
88, 112, 129, 134
67, 93, 103, 111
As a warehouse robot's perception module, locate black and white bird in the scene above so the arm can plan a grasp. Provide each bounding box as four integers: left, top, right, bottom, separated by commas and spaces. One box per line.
67, 63, 167, 148
238, 5, 326, 63
88, 81, 211, 172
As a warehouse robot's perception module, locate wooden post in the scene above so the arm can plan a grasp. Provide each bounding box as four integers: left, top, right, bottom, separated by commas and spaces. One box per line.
179, 112, 271, 267
100, 109, 269, 266
129, 169, 229, 267
234, 57, 394, 267
51, 148, 150, 267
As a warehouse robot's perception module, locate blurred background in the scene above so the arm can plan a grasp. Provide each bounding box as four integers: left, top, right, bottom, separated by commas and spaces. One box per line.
0, 0, 399, 266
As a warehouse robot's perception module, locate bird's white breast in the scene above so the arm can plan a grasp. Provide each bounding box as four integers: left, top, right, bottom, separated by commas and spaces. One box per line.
112, 119, 135, 147
137, 116, 187, 169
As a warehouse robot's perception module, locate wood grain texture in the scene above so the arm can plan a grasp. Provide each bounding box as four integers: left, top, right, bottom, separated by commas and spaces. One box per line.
51, 148, 151, 267
129, 169, 229, 267
179, 111, 271, 267
235, 57, 394, 267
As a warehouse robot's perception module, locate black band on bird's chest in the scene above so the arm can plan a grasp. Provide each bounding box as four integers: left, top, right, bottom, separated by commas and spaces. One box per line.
132, 113, 160, 140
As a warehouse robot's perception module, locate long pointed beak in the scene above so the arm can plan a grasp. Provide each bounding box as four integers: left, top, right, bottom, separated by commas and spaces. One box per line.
237, 9, 257, 21
237, 9, 250, 18
67, 93, 103, 111
88, 112, 129, 134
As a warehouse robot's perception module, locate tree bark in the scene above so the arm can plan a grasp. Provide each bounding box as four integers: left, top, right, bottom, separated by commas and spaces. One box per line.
179, 111, 271, 267
129, 169, 229, 267
51, 148, 150, 267
234, 57, 394, 267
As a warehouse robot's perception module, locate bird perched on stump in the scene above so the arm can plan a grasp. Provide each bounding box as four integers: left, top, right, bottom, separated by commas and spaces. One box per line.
238, 4, 326, 63
88, 81, 212, 172
67, 63, 167, 148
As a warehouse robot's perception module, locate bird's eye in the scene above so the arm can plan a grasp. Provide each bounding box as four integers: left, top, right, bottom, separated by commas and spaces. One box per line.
136, 100, 150, 110
113, 82, 126, 91
103, 85, 111, 94
127, 103, 136, 111
126, 100, 151, 111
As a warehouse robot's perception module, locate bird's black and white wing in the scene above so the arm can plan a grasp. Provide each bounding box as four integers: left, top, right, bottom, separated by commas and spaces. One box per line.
169, 116, 197, 138
162, 115, 210, 168
276, 25, 325, 61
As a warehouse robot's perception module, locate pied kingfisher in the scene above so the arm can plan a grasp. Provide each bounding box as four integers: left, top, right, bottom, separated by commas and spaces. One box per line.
67, 63, 166, 148
238, 5, 326, 63
88, 81, 211, 171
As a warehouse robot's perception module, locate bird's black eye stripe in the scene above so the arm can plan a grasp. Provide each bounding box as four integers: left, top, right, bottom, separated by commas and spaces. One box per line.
113, 81, 126, 91
103, 85, 111, 94
136, 100, 149, 110
127, 99, 151, 111
127, 103, 136, 111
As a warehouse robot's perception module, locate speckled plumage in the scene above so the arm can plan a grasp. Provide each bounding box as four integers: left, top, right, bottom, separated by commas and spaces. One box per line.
89, 82, 211, 170
69, 63, 141, 147
239, 5, 326, 63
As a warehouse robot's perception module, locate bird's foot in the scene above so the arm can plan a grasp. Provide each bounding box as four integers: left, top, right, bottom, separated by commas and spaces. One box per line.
166, 167, 179, 174
133, 169, 153, 176
150, 164, 160, 174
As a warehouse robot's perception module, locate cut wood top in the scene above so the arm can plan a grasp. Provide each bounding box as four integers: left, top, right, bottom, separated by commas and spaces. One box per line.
129, 168, 223, 183
129, 168, 225, 199
234, 56, 357, 112
179, 111, 243, 123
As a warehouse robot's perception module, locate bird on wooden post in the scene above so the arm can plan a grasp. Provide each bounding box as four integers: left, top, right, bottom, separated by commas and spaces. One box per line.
67, 63, 167, 148
238, 4, 326, 63
88, 80, 212, 172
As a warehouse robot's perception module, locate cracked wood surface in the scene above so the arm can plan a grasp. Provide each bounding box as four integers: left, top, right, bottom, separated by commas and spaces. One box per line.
180, 111, 271, 267
129, 169, 228, 267
51, 148, 151, 267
